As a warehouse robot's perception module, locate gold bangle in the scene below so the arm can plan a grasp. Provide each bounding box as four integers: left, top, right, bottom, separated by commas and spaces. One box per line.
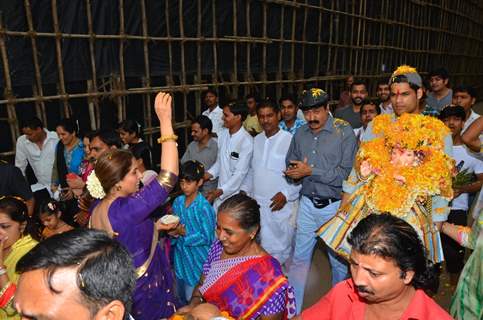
157, 134, 178, 144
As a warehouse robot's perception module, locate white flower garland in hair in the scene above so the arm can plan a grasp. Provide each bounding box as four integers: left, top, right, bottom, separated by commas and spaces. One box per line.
86, 171, 106, 199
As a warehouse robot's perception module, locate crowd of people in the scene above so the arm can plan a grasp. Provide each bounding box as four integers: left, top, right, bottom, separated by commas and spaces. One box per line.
0, 65, 481, 320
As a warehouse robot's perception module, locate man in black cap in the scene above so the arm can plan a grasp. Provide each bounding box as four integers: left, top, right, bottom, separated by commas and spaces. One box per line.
285, 88, 357, 313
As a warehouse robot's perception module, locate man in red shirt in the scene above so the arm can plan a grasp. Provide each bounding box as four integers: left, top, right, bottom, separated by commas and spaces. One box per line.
298, 214, 452, 320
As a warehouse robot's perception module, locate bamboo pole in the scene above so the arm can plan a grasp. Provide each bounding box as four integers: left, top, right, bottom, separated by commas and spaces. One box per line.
86, 0, 100, 129
51, 0, 69, 117
24, 0, 47, 124
117, 0, 126, 122
212, 0, 219, 88
140, 0, 152, 145
276, 4, 285, 100
0, 15, 19, 147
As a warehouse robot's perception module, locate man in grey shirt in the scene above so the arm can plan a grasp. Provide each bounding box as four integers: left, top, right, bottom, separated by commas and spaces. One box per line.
285, 88, 357, 313
181, 115, 218, 196
426, 67, 452, 111
334, 79, 368, 129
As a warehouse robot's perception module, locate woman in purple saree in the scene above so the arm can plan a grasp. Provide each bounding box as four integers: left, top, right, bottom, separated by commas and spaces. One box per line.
88, 92, 179, 320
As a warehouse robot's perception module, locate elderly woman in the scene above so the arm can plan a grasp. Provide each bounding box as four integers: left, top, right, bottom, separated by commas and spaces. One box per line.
88, 92, 179, 320
178, 193, 296, 320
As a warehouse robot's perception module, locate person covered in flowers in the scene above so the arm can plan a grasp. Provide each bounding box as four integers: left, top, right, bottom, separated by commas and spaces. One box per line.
0, 196, 39, 319
87, 92, 180, 320
318, 65, 454, 264
176, 193, 296, 320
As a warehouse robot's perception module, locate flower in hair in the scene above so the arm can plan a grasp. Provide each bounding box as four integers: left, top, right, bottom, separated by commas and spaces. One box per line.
86, 171, 106, 199
47, 202, 56, 211
392, 65, 417, 76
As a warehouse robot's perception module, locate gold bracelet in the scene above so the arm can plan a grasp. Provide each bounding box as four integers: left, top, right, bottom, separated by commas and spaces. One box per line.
157, 134, 178, 144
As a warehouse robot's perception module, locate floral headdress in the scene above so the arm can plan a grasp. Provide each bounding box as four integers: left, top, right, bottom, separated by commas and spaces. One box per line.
389, 65, 422, 88
357, 113, 454, 216
86, 171, 106, 199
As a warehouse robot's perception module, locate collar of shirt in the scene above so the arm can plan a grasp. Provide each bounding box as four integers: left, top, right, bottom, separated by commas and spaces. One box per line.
197, 137, 217, 151
261, 128, 283, 141
180, 192, 203, 209
228, 126, 248, 138
204, 105, 222, 115
342, 279, 443, 320
27, 129, 59, 147
302, 115, 334, 135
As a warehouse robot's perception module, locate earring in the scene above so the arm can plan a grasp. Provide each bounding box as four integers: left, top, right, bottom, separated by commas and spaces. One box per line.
116, 185, 122, 192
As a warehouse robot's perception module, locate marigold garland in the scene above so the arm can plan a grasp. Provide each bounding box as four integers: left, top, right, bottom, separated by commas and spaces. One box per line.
357, 113, 454, 216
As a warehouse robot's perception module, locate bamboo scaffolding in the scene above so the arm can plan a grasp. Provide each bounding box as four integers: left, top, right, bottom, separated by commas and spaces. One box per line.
0, 0, 481, 158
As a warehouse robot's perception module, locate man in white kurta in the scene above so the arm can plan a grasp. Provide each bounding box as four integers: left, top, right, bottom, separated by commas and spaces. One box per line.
242, 102, 301, 265
206, 102, 253, 210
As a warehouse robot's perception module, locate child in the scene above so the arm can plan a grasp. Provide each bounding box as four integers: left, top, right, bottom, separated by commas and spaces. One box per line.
169, 160, 216, 304
39, 200, 74, 239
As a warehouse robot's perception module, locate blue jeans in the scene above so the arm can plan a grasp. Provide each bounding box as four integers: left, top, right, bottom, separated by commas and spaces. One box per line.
287, 196, 347, 314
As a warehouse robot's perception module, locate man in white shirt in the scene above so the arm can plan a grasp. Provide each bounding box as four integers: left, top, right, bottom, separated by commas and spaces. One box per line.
201, 89, 224, 136
453, 84, 481, 133
15, 117, 59, 196
205, 101, 253, 210
439, 106, 483, 285
376, 81, 393, 114
242, 100, 301, 265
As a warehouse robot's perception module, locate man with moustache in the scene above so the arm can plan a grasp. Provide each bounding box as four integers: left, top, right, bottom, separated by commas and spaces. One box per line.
376, 81, 393, 114
334, 79, 368, 129
241, 99, 301, 265
76, 129, 122, 226
298, 214, 452, 320
285, 88, 357, 313
181, 115, 218, 196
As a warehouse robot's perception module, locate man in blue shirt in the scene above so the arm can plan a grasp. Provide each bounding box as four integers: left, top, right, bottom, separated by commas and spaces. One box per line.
279, 95, 306, 135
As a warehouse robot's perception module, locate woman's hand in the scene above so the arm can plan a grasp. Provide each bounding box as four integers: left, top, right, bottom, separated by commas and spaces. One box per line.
154, 92, 172, 121
66, 174, 86, 189
176, 304, 195, 316
155, 219, 179, 232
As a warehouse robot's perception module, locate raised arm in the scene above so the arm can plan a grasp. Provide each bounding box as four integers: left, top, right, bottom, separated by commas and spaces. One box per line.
462, 116, 482, 152
155, 92, 179, 189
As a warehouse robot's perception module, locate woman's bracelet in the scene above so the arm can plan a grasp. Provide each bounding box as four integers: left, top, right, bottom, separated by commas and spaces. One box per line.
157, 170, 178, 191
157, 134, 178, 144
